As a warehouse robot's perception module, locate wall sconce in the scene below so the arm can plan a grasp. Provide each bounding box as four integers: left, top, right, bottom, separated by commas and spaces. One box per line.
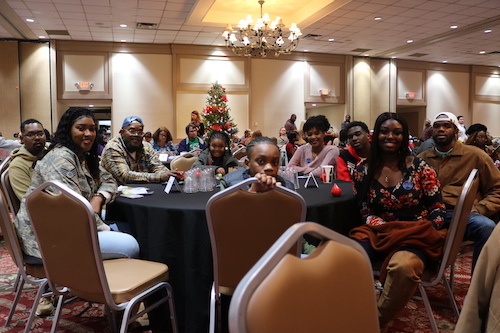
319, 89, 330, 96
75, 82, 94, 91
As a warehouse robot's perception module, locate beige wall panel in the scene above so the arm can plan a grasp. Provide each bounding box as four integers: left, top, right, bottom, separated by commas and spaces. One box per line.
370, 59, 390, 115
426, 70, 469, 123
19, 42, 52, 130
306, 104, 346, 134
250, 59, 305, 137
397, 70, 424, 103
353, 58, 372, 126
179, 58, 245, 85
0, 41, 21, 136
473, 102, 500, 137
64, 54, 106, 91
309, 65, 341, 97
475, 75, 500, 98
175, 92, 249, 141
111, 53, 173, 136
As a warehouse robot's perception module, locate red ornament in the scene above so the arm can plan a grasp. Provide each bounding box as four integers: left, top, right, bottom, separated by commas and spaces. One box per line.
331, 183, 342, 196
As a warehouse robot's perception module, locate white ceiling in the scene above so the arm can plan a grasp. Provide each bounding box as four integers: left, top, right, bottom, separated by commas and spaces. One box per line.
1, 0, 499, 67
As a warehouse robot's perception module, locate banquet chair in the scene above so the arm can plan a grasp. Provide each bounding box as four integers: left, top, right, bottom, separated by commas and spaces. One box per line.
417, 168, 479, 333
25, 180, 178, 333
170, 154, 198, 171
0, 155, 11, 174
232, 146, 247, 160
206, 177, 306, 333
1, 169, 21, 215
228, 222, 379, 333
0, 190, 47, 332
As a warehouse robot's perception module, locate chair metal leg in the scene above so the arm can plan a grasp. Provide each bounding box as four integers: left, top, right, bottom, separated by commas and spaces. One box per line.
449, 262, 455, 288
23, 280, 47, 333
165, 283, 178, 333
5, 277, 25, 327
49, 294, 65, 333
209, 284, 216, 333
442, 275, 460, 318
12, 271, 21, 293
417, 284, 439, 333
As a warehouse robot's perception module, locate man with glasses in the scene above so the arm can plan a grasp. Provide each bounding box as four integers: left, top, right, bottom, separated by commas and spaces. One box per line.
101, 116, 179, 184
9, 119, 47, 200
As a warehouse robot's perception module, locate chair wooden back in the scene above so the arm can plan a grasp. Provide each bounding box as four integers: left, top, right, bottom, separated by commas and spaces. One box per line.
170, 155, 198, 171
25, 181, 111, 304
229, 222, 379, 333
1, 170, 21, 215
206, 178, 305, 295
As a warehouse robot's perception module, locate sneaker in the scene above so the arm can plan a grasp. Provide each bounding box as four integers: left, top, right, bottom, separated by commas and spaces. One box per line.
36, 296, 54, 317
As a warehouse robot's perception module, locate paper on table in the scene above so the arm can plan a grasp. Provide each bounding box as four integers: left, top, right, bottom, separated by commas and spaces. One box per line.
121, 193, 144, 199
118, 186, 153, 195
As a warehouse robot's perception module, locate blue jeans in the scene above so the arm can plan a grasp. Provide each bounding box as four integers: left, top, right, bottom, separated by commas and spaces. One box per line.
98, 231, 140, 260
445, 211, 496, 271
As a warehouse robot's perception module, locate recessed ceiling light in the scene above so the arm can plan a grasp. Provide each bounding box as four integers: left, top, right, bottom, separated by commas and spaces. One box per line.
484, 29, 492, 33
364, 54, 370, 57
312, 104, 317, 106
391, 56, 397, 59
407, 39, 413, 43
39, 36, 46, 39
328, 38, 335, 41
479, 51, 486, 54
26, 18, 34, 22
443, 61, 448, 63
120, 24, 127, 28
304, 49, 309, 52
121, 39, 126, 42
450, 25, 458, 29
89, 104, 94, 107
374, 17, 382, 20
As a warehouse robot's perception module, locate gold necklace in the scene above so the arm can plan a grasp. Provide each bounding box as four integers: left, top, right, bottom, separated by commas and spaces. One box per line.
381, 163, 398, 183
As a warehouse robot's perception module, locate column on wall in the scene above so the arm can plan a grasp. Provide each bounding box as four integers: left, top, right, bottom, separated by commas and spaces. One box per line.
0, 41, 21, 136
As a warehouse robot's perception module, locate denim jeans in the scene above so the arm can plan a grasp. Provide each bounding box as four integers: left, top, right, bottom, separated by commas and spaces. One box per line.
97, 230, 140, 259
445, 211, 496, 271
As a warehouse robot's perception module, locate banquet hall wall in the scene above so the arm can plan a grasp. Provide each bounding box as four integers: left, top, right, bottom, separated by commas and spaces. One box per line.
1, 40, 499, 139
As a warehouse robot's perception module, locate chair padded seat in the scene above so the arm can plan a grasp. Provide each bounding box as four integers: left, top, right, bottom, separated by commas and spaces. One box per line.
69, 258, 169, 304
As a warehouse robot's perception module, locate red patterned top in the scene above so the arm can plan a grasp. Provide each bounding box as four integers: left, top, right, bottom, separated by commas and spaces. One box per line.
352, 157, 446, 229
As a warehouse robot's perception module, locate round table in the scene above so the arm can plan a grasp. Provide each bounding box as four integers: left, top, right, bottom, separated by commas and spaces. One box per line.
106, 178, 360, 333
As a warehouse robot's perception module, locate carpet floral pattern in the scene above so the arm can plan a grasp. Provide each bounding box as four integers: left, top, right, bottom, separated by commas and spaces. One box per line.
0, 241, 472, 332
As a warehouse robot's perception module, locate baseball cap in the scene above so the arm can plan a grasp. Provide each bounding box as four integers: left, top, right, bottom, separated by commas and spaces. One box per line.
432, 112, 459, 128
121, 116, 143, 128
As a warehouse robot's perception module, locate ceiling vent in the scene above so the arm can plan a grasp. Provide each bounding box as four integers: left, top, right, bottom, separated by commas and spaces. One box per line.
351, 48, 371, 53
136, 22, 158, 29
45, 30, 70, 36
303, 34, 322, 40
409, 53, 428, 57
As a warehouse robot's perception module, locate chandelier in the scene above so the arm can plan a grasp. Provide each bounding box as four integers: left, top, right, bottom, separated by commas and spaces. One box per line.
222, 0, 302, 58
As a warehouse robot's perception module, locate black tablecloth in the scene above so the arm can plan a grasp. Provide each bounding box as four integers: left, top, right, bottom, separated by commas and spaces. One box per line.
106, 178, 361, 333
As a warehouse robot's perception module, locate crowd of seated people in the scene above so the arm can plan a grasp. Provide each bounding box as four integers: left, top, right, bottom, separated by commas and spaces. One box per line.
3, 107, 500, 333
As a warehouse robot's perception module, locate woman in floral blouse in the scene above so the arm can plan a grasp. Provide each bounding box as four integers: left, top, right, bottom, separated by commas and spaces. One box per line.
349, 112, 446, 332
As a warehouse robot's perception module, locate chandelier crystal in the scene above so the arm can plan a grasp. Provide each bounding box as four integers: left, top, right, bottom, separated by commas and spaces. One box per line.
222, 0, 302, 57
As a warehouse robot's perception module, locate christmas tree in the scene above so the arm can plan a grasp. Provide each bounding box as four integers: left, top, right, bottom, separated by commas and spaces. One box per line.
202, 82, 238, 143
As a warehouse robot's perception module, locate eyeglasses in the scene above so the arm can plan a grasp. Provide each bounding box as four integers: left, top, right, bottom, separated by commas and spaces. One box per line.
126, 128, 144, 136
24, 131, 45, 139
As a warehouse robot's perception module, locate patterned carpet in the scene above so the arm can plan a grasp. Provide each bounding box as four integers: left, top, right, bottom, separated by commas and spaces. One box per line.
0, 241, 472, 333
